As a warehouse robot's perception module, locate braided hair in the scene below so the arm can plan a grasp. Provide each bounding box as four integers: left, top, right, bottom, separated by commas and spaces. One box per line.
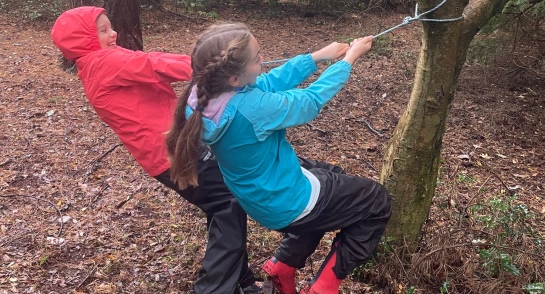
166, 23, 252, 190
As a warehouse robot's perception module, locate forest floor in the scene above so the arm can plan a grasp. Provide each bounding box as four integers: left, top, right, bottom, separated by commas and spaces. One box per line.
1, 2, 544, 293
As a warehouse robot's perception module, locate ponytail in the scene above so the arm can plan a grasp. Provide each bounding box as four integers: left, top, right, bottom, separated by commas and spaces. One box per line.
166, 83, 203, 190
166, 22, 252, 190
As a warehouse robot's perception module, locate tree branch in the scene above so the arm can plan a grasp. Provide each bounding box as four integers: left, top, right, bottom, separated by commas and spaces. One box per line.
462, 0, 510, 33
0, 194, 64, 237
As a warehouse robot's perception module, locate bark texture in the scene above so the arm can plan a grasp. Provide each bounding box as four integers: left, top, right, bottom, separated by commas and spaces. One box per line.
380, 0, 510, 254
104, 0, 143, 51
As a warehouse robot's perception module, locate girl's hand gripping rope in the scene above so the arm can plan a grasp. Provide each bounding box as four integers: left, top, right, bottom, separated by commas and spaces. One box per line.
311, 42, 350, 63
343, 36, 373, 65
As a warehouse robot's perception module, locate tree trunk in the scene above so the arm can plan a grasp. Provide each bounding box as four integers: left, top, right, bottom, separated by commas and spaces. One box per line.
104, 0, 143, 51
69, 0, 104, 6
380, 0, 510, 255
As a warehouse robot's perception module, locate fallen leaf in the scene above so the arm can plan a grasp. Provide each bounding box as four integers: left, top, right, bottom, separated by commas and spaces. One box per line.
46, 237, 66, 245
480, 153, 491, 159
458, 154, 471, 160
59, 216, 71, 223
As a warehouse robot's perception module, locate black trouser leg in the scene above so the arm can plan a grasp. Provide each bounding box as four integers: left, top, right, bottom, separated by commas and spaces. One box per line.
272, 232, 324, 268
276, 161, 391, 279
270, 158, 343, 268
155, 150, 253, 294
194, 198, 248, 293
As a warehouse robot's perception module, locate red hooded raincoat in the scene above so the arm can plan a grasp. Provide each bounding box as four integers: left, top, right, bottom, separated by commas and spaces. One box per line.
51, 6, 191, 176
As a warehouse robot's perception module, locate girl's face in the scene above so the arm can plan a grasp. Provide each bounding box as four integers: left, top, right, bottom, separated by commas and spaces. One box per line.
234, 35, 263, 88
96, 14, 117, 49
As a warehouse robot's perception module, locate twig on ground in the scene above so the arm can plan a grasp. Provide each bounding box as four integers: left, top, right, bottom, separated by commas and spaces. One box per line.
362, 120, 384, 137
87, 181, 111, 209
116, 194, 134, 209
0, 194, 63, 237
74, 265, 97, 290
307, 123, 328, 134
344, 117, 385, 137
415, 242, 544, 268
362, 158, 378, 172
458, 175, 492, 226
72, 143, 122, 177
482, 163, 517, 197
387, 239, 414, 284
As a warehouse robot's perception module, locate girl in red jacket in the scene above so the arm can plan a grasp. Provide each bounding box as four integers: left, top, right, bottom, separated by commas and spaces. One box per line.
51, 6, 261, 293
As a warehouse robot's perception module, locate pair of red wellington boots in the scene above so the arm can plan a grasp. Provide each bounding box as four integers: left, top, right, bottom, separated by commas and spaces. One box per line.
261, 251, 342, 294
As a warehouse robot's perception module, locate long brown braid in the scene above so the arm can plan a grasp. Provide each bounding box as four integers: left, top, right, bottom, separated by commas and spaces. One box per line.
166, 23, 252, 190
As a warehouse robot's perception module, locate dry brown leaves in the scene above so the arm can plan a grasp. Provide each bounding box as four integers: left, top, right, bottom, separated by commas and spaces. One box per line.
1, 4, 544, 293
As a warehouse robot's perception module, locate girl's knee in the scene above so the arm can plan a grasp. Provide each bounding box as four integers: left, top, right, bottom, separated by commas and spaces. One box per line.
372, 183, 392, 219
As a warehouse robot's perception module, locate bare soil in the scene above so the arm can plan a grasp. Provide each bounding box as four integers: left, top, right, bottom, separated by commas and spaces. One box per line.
1, 3, 544, 294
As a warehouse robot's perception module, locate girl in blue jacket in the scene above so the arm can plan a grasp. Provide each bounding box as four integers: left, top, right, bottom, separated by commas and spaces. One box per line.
167, 23, 392, 294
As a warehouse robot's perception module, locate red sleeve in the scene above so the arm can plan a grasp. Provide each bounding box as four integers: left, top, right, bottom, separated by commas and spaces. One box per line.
94, 48, 192, 87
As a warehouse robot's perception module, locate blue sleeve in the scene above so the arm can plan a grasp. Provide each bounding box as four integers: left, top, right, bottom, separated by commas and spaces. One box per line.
241, 60, 352, 141
254, 54, 318, 92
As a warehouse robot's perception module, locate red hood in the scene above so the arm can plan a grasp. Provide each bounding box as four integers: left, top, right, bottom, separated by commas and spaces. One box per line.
51, 6, 105, 61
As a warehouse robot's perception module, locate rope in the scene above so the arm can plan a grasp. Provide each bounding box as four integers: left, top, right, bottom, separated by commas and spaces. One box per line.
261, 0, 463, 65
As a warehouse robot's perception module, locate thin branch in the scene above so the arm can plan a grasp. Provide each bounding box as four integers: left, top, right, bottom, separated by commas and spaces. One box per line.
416, 242, 544, 266
462, 0, 510, 34
307, 123, 328, 134
344, 117, 385, 137
387, 238, 414, 283
511, 58, 545, 78
72, 143, 122, 177
482, 162, 516, 197
363, 158, 378, 172
458, 175, 492, 226
74, 265, 97, 290
93, 143, 123, 165
363, 120, 384, 137
0, 194, 63, 237
86, 181, 110, 209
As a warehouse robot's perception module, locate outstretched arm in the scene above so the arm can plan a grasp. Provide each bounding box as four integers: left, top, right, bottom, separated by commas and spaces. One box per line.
255, 42, 350, 92
95, 48, 191, 87
244, 37, 373, 141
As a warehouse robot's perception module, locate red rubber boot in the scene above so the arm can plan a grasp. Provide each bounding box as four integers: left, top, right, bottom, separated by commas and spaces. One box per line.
300, 247, 343, 294
261, 257, 297, 294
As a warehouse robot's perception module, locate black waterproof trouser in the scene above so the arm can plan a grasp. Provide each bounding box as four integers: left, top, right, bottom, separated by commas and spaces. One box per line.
273, 158, 392, 279
155, 148, 254, 294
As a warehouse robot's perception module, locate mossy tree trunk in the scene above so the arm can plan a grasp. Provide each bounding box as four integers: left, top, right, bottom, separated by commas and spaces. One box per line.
380, 0, 510, 254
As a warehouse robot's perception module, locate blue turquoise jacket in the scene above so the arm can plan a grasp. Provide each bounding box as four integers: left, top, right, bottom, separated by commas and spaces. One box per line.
186, 54, 352, 230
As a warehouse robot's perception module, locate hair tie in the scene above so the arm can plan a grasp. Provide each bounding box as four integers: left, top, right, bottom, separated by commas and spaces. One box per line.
195, 105, 205, 112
